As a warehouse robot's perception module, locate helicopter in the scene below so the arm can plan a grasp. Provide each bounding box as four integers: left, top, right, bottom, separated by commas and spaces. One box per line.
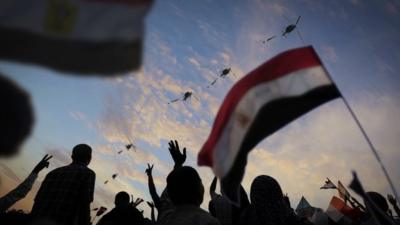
168, 91, 199, 104
207, 67, 236, 88
282, 16, 301, 36
104, 173, 119, 184
261, 35, 277, 44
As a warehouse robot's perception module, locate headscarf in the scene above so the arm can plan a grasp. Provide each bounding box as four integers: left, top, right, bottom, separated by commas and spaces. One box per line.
241, 175, 297, 225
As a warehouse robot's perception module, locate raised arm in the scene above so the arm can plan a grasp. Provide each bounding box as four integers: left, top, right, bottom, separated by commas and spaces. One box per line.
147, 201, 156, 223
168, 140, 186, 169
0, 154, 52, 212
145, 163, 161, 209
209, 177, 218, 199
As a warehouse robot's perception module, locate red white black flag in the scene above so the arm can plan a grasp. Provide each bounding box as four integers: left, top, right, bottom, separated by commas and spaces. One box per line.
0, 0, 153, 75
198, 46, 341, 203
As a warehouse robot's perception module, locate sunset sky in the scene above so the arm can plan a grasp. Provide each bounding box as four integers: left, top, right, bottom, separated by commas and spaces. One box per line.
1, 0, 400, 219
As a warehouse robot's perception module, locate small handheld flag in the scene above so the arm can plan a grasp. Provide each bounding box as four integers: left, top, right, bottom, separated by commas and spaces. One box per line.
321, 178, 337, 189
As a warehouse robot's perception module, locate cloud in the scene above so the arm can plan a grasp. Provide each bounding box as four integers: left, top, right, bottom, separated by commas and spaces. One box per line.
188, 57, 201, 69
219, 52, 231, 64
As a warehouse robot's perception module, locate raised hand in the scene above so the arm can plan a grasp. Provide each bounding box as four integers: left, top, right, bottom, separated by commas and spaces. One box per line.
388, 194, 397, 205
32, 154, 52, 174
168, 140, 186, 168
145, 163, 154, 176
147, 201, 154, 208
135, 198, 144, 206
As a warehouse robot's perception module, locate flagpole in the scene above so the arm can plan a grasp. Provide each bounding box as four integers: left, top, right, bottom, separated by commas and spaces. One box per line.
321, 66, 400, 203
341, 96, 400, 201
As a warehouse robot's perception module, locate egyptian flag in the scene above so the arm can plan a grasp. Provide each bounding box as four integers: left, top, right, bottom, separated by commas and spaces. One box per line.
326, 196, 361, 224
198, 46, 341, 203
321, 178, 337, 189
0, 0, 153, 75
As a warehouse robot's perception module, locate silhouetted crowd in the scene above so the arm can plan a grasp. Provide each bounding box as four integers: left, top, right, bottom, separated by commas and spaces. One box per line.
1, 75, 400, 225
1, 142, 399, 225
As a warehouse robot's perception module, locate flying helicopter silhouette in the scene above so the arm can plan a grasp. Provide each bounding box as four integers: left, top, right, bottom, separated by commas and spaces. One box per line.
168, 91, 200, 104
104, 173, 119, 184
282, 15, 305, 44
207, 67, 236, 88
282, 16, 300, 36
117, 135, 137, 155
261, 35, 277, 44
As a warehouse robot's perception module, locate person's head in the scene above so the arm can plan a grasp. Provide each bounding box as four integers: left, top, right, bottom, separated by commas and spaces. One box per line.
365, 192, 389, 213
167, 166, 204, 206
71, 144, 92, 165
114, 191, 130, 208
249, 175, 293, 225
250, 175, 284, 205
0, 75, 34, 158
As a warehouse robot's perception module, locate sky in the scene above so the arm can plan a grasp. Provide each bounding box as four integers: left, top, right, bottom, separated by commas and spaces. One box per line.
1, 0, 400, 220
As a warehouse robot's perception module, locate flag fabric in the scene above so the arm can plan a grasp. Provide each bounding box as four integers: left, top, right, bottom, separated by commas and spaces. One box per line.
321, 178, 337, 189
0, 0, 153, 75
338, 180, 351, 201
326, 196, 360, 224
197, 46, 341, 203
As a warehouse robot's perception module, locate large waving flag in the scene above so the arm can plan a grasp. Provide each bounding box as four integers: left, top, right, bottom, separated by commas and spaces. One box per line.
198, 46, 341, 203
0, 0, 153, 75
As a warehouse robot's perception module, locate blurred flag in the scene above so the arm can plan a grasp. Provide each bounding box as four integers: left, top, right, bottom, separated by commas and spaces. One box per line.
338, 180, 351, 201
321, 178, 337, 189
0, 0, 153, 75
198, 46, 341, 203
326, 196, 360, 224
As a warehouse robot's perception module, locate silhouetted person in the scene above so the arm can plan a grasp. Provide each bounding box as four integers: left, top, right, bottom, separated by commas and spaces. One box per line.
142, 201, 156, 225
0, 209, 31, 225
362, 192, 394, 225
31, 144, 95, 225
209, 177, 232, 225
0, 155, 52, 212
240, 175, 309, 225
145, 140, 185, 221
209, 176, 250, 225
0, 74, 34, 157
158, 166, 219, 225
97, 191, 144, 225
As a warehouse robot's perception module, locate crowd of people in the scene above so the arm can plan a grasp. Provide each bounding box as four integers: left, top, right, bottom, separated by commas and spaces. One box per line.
0, 75, 399, 225
0, 140, 399, 225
